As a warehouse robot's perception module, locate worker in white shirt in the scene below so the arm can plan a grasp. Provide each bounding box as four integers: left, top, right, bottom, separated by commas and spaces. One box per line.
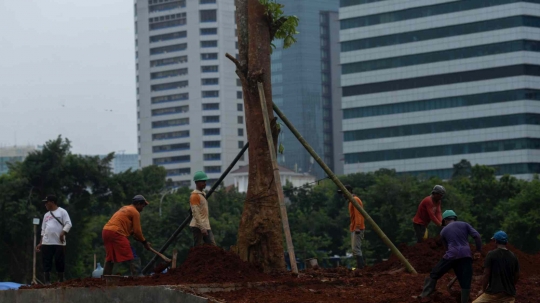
36, 195, 72, 284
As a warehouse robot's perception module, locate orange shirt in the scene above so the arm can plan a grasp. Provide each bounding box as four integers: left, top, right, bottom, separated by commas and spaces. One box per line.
349, 196, 365, 231
103, 205, 146, 242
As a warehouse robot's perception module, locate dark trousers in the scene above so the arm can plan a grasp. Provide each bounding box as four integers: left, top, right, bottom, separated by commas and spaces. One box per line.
42, 245, 65, 273
430, 257, 473, 289
413, 223, 427, 243
191, 227, 216, 247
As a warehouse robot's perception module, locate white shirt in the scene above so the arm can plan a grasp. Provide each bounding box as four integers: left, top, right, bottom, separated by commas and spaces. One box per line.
41, 207, 72, 246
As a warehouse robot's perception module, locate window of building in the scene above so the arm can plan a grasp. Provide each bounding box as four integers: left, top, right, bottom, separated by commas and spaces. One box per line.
201, 65, 219, 73
238, 141, 244, 149
238, 128, 244, 136
201, 53, 218, 60
149, 0, 186, 13
204, 166, 221, 173
236, 79, 242, 86
200, 28, 217, 35
152, 130, 189, 140
150, 43, 187, 55
166, 168, 191, 177
204, 141, 221, 148
151, 68, 188, 79
150, 56, 187, 68
202, 90, 219, 98
237, 103, 243, 111
271, 74, 282, 84
149, 13, 187, 30
151, 93, 189, 104
237, 116, 243, 124
200, 9, 217, 22
152, 117, 189, 128
151, 80, 188, 92
152, 105, 189, 116
204, 153, 221, 161
202, 78, 219, 85
203, 115, 220, 123
237, 91, 243, 99
200, 0, 216, 4
203, 128, 220, 136
201, 40, 218, 48
153, 155, 190, 165
340, 0, 385, 7
150, 31, 187, 43
202, 103, 219, 110
153, 142, 190, 152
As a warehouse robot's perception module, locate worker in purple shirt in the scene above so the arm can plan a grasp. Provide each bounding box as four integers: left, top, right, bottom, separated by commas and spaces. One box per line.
417, 210, 482, 303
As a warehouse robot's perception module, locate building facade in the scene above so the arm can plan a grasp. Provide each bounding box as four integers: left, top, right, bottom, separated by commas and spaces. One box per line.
271, 0, 343, 177
340, 0, 540, 179
230, 165, 316, 193
99, 153, 139, 174
0, 146, 37, 175
134, 0, 247, 187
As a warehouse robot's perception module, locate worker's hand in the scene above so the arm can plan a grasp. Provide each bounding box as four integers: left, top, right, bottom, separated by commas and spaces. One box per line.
202, 229, 208, 236
143, 241, 152, 251
474, 252, 481, 260
59, 231, 66, 243
36, 244, 42, 252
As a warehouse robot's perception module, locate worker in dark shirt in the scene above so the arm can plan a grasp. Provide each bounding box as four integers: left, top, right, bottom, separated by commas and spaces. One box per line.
417, 210, 482, 303
473, 231, 520, 303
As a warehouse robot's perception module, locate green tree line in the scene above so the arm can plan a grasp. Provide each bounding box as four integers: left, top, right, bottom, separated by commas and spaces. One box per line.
1, 138, 538, 283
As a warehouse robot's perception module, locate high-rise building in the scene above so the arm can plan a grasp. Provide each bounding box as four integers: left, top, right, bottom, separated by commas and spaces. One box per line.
340, 0, 540, 179
134, 0, 246, 187
271, 0, 342, 177
0, 146, 37, 175
99, 153, 139, 174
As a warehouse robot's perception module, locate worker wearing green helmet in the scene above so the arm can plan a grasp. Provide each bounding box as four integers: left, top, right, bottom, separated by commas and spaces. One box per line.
189, 171, 216, 246
417, 209, 483, 303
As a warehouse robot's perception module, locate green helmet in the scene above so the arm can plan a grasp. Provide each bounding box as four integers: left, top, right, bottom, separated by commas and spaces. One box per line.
193, 171, 209, 182
442, 210, 457, 220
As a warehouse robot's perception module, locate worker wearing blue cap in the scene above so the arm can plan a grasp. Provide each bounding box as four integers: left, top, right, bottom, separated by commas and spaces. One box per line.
473, 231, 520, 303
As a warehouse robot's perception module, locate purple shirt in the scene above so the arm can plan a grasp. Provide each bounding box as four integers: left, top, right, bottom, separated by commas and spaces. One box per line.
440, 221, 480, 260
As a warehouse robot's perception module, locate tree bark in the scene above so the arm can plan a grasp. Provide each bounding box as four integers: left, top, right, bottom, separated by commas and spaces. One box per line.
229, 0, 285, 272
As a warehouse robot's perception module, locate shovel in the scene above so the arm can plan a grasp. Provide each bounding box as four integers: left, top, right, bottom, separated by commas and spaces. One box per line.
447, 276, 458, 294
149, 247, 172, 263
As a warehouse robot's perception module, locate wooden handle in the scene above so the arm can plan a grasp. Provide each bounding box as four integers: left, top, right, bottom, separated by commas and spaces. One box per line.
149, 247, 171, 263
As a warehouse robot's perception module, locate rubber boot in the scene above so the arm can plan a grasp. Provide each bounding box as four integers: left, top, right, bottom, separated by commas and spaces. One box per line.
103, 261, 114, 276
57, 272, 64, 283
43, 272, 51, 285
129, 257, 142, 277
356, 256, 365, 269
419, 277, 437, 298
461, 289, 471, 303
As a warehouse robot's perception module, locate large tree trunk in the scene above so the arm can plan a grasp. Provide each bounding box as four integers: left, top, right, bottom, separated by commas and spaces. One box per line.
230, 0, 285, 272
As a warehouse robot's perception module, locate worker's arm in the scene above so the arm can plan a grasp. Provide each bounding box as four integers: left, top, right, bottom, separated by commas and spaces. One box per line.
36, 215, 46, 252
59, 210, 73, 243
190, 194, 207, 235
426, 201, 442, 226
131, 210, 147, 245
468, 224, 482, 256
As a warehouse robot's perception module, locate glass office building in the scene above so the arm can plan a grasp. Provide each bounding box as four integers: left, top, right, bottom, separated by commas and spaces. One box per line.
340, 0, 540, 179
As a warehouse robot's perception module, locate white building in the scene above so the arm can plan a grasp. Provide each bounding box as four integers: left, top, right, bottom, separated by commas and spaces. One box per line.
230, 165, 316, 193
340, 0, 540, 179
135, 0, 247, 187
0, 146, 37, 175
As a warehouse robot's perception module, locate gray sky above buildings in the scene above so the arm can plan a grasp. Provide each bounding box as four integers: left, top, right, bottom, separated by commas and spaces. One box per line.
0, 0, 137, 155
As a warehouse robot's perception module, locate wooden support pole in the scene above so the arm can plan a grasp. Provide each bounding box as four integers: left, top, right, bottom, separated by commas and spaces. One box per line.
172, 249, 178, 269
32, 225, 37, 285
272, 103, 418, 274
257, 83, 298, 274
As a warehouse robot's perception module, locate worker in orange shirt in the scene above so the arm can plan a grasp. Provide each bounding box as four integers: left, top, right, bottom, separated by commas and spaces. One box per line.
413, 185, 445, 243
338, 184, 365, 269
102, 195, 152, 276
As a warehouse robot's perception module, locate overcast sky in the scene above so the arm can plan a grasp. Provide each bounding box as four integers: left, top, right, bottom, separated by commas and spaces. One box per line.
0, 0, 137, 155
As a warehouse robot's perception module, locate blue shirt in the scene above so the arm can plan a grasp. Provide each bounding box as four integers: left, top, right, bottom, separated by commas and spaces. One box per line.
440, 221, 480, 260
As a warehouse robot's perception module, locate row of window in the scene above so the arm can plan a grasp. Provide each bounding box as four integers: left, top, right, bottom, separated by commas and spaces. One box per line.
150, 43, 187, 55
167, 168, 190, 177
201, 40, 217, 48
202, 90, 219, 98
344, 89, 540, 119
340, 0, 540, 30
149, 14, 187, 31
202, 53, 218, 60
149, 13, 185, 24
153, 142, 190, 153
202, 78, 218, 85
152, 105, 188, 116
150, 31, 186, 43
151, 80, 188, 92
397, 162, 540, 179
153, 155, 190, 165
153, 130, 189, 140
151, 68, 188, 80
152, 93, 188, 104
152, 117, 189, 128
344, 138, 540, 164
342, 64, 540, 97
204, 153, 220, 161
344, 113, 540, 142
200, 9, 217, 23
201, 28, 217, 35
340, 0, 385, 7
341, 16, 540, 53
343, 40, 540, 74
151, 56, 187, 68
205, 166, 221, 173
149, 1, 186, 13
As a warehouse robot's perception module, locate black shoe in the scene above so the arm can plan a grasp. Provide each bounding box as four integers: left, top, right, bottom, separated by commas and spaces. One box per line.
419, 277, 437, 298
43, 272, 51, 285
461, 289, 470, 303
355, 256, 365, 269
103, 261, 114, 276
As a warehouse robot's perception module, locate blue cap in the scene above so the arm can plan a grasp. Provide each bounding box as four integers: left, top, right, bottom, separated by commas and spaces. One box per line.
492, 231, 508, 243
